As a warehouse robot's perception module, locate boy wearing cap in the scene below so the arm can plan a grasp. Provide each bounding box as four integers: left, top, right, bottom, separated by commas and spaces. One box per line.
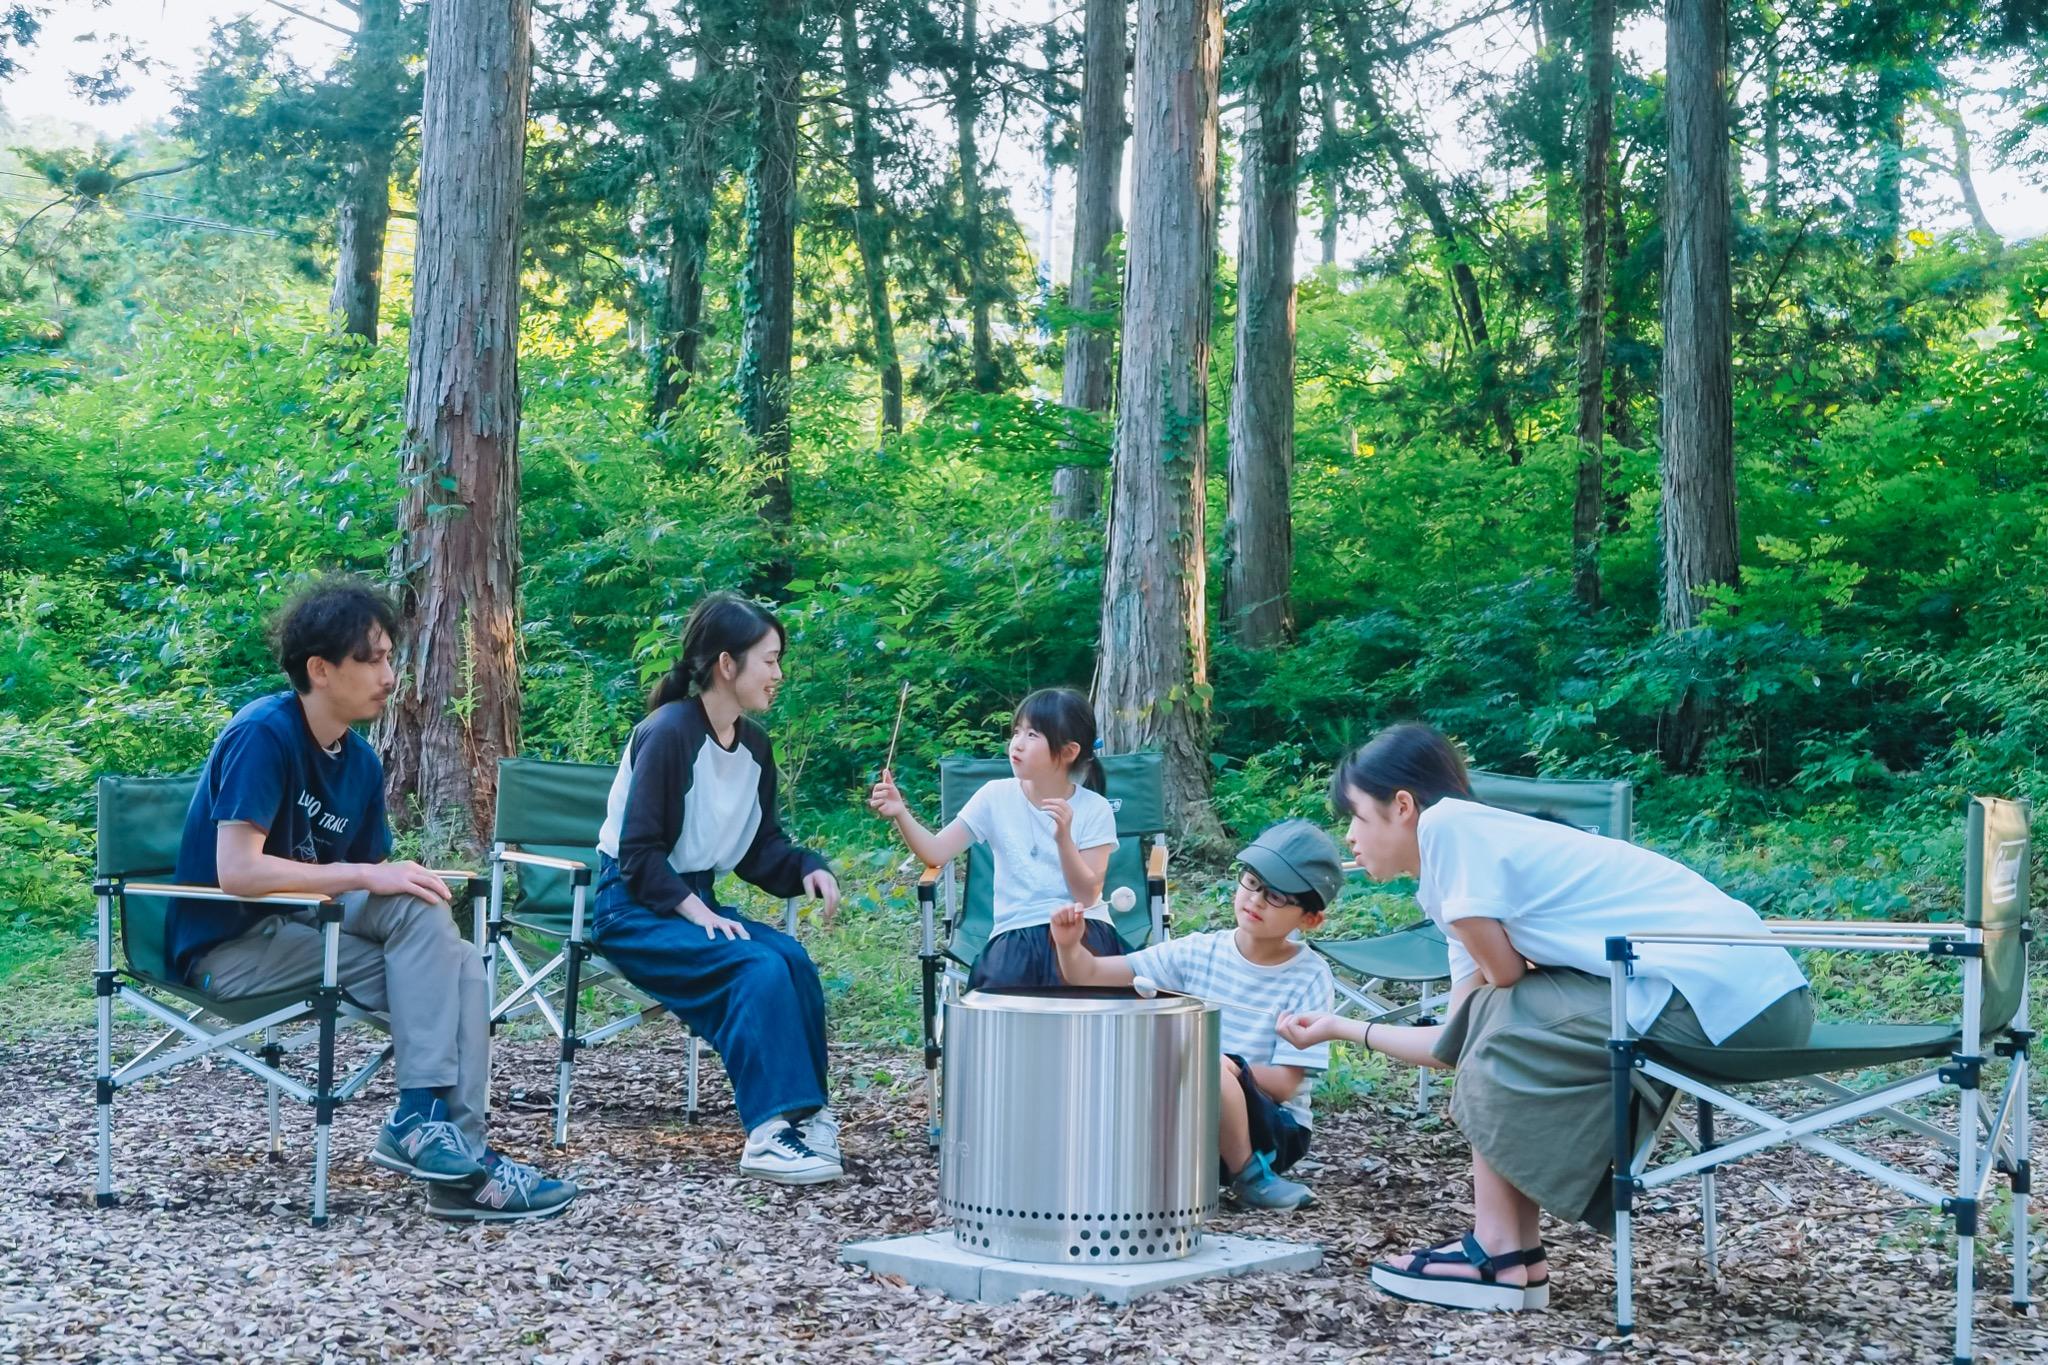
1049, 818, 1342, 1210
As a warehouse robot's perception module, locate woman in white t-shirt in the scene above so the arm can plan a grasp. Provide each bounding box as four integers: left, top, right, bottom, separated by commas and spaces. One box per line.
1280, 724, 1812, 1313
868, 688, 1122, 988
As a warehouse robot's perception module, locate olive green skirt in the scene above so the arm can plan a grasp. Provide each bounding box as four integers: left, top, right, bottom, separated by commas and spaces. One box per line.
1429, 968, 1812, 1230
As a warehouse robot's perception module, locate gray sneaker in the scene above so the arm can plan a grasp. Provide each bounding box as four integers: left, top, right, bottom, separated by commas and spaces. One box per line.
1229, 1152, 1313, 1210
425, 1153, 580, 1222
370, 1100, 484, 1183
799, 1108, 841, 1163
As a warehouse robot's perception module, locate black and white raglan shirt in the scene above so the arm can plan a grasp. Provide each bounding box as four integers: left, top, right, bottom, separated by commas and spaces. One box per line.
596, 697, 827, 913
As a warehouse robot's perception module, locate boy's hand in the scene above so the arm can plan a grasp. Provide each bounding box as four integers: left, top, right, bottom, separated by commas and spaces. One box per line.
1049, 902, 1087, 949
866, 770, 906, 820
1276, 1012, 1343, 1051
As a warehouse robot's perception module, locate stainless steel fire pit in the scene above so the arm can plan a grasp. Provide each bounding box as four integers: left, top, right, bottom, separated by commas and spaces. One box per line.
939, 986, 1220, 1265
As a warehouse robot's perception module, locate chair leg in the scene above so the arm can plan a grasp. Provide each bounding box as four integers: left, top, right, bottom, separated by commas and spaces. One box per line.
2013, 1060, 2031, 1308
1698, 1098, 1719, 1278
920, 950, 942, 1150
94, 889, 116, 1209
311, 988, 339, 1228
554, 941, 585, 1148
263, 1027, 285, 1161
686, 1031, 700, 1124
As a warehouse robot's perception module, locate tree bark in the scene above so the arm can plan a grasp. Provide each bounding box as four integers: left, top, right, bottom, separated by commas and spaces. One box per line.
839, 0, 904, 435
1660, 0, 1737, 637
956, 0, 999, 392
1054, 0, 1127, 521
378, 0, 530, 856
737, 0, 801, 582
1225, 0, 1297, 647
1533, 0, 1574, 354
1571, 0, 1614, 610
1605, 147, 1640, 528
1316, 62, 1339, 265
1098, 0, 1223, 845
328, 0, 402, 343
1762, 14, 1781, 220
652, 30, 728, 420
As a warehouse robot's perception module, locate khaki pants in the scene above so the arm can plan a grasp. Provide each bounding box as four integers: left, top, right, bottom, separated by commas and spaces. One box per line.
189, 891, 489, 1146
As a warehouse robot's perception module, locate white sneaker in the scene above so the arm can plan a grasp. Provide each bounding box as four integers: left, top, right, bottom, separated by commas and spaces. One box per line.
739, 1121, 843, 1185
799, 1108, 841, 1162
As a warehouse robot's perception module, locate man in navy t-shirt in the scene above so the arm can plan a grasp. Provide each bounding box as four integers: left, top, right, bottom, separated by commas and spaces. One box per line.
173, 578, 577, 1222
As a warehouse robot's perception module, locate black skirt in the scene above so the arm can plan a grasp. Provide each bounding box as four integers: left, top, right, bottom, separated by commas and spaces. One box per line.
967, 919, 1125, 991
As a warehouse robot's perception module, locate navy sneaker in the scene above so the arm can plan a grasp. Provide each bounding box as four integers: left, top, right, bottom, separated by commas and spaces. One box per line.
370, 1100, 484, 1183
425, 1152, 580, 1222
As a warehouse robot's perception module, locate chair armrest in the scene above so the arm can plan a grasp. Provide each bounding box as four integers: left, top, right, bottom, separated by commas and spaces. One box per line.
430, 868, 478, 882
918, 863, 943, 891
1762, 919, 1969, 937
119, 882, 331, 908
1619, 929, 1954, 953
496, 849, 592, 874
1147, 842, 1168, 882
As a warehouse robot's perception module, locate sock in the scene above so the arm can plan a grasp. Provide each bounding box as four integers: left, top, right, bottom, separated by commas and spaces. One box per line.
394, 1088, 441, 1124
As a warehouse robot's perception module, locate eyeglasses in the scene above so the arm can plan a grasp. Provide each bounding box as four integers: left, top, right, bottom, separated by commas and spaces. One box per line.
1237, 872, 1300, 910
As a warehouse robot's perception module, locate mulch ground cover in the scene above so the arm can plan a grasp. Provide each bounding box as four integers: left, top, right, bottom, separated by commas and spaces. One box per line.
2, 1028, 2039, 1363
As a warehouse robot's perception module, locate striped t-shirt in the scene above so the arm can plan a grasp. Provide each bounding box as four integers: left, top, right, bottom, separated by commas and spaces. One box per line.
1121, 929, 1335, 1127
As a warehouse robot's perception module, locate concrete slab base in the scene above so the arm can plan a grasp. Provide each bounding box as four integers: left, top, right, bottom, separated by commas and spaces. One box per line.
839, 1230, 1322, 1304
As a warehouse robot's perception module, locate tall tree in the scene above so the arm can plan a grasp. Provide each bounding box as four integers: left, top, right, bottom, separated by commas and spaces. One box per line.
1097, 0, 1223, 842
737, 0, 802, 580
1660, 0, 1737, 637
379, 0, 532, 854
1571, 0, 1616, 609
1053, 0, 1127, 521
1225, 0, 1298, 646
955, 0, 999, 392
652, 17, 734, 419
839, 0, 905, 434
328, 0, 405, 342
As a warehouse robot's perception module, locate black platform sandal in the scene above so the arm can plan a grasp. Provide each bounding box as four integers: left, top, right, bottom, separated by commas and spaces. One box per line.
1369, 1233, 1539, 1312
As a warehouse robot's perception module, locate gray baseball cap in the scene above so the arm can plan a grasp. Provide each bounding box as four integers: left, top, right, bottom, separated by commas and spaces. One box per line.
1236, 818, 1345, 910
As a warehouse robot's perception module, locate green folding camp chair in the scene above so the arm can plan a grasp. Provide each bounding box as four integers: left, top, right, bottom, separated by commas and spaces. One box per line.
1312, 770, 1634, 1107
486, 757, 798, 1147
91, 773, 484, 1226
1606, 796, 2032, 1363
915, 752, 1171, 1148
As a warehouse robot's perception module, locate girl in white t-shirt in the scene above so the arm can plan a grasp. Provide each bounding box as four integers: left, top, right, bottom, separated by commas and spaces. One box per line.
1279, 724, 1812, 1314
868, 688, 1123, 988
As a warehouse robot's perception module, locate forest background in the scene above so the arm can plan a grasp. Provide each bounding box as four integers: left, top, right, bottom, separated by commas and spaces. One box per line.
2, 0, 2046, 1062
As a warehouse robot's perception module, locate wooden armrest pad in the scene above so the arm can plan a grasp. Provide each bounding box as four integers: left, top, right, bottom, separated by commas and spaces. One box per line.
121, 881, 329, 908
919, 863, 944, 887
496, 849, 591, 873
1147, 843, 1168, 879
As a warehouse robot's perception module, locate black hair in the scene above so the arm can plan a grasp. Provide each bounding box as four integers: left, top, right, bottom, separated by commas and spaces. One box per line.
1329, 722, 1473, 818
648, 592, 787, 712
1013, 687, 1105, 794
271, 578, 399, 694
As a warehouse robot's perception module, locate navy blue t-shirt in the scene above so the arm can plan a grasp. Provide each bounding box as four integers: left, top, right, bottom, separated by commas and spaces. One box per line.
169, 692, 392, 979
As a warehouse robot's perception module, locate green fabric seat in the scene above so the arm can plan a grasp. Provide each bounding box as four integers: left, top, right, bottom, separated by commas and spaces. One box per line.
98, 773, 365, 1013
1645, 1020, 1963, 1084
936, 752, 1168, 967
1312, 920, 1450, 983
491, 758, 614, 940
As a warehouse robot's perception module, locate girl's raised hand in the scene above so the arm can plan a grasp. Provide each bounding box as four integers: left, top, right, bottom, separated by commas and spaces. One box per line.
1039, 796, 1074, 841
1276, 1011, 1344, 1051
1048, 902, 1087, 949
867, 769, 906, 819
